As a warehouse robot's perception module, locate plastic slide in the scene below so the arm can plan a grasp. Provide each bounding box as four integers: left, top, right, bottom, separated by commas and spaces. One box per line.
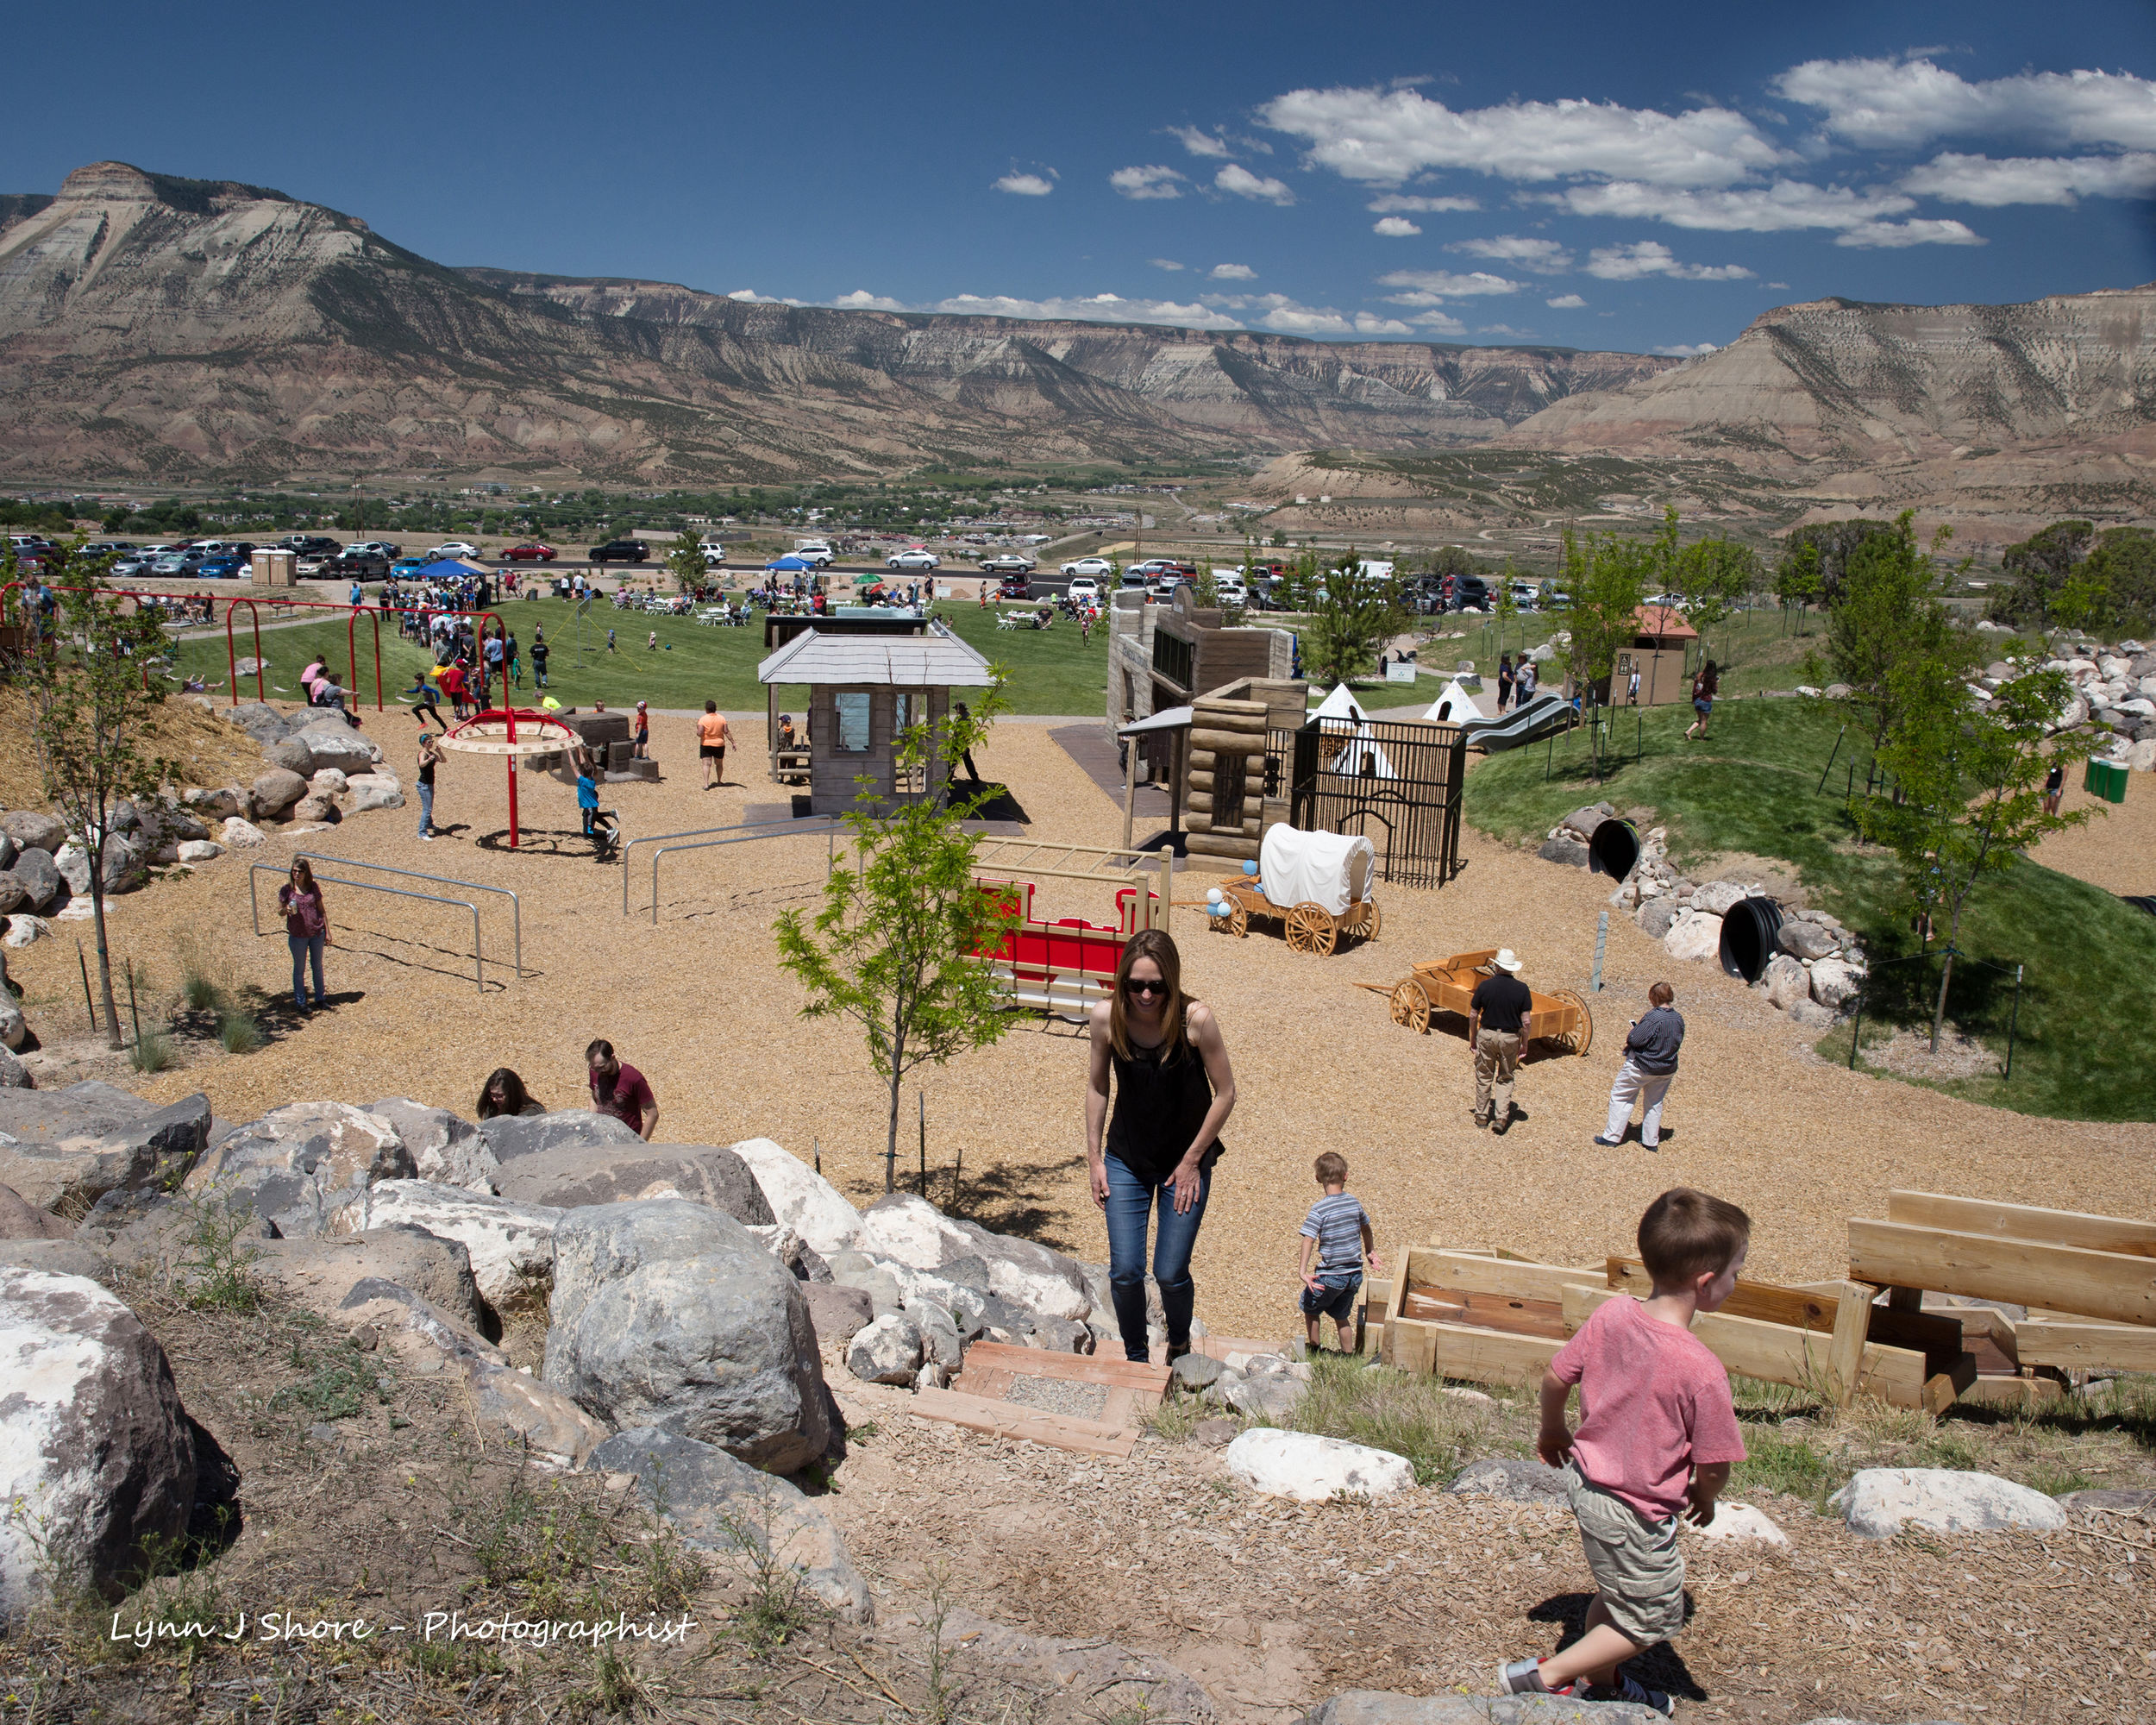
1457, 691, 1572, 751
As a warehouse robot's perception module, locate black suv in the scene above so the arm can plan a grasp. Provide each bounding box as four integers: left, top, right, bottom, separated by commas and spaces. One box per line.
1450, 575, 1490, 611
329, 547, 391, 577
587, 539, 649, 564
281, 535, 344, 558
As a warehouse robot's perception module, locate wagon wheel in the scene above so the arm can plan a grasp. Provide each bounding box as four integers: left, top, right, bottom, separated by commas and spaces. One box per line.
1357, 899, 1382, 944
1285, 902, 1338, 957
1389, 977, 1432, 1034
1545, 988, 1595, 1057
1226, 902, 1249, 938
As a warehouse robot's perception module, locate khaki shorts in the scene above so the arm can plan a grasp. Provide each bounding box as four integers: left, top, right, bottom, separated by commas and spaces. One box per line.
1564, 1458, 1686, 1646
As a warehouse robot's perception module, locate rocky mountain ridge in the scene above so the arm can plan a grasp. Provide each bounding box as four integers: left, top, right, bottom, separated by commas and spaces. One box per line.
0, 162, 1674, 483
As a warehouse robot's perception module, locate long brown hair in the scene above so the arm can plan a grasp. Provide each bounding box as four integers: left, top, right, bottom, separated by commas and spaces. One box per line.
286, 857, 323, 913
476, 1067, 536, 1120
1108, 927, 1190, 1062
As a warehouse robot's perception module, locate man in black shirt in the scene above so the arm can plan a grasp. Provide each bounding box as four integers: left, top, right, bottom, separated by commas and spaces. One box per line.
1468, 948, 1533, 1134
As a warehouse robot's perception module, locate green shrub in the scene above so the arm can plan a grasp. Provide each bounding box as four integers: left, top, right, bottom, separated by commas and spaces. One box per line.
216, 1007, 260, 1054
128, 1029, 176, 1074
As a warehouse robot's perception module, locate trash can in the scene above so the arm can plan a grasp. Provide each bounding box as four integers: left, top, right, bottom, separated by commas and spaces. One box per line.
2085, 757, 2128, 805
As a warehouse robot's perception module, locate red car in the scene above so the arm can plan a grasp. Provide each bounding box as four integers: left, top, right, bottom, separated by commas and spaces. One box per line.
502, 543, 556, 562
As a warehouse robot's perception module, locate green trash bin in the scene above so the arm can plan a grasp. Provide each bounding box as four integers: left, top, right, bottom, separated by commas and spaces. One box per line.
2085, 757, 2128, 805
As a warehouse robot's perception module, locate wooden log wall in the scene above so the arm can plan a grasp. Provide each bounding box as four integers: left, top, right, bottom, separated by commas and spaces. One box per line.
1182, 698, 1278, 862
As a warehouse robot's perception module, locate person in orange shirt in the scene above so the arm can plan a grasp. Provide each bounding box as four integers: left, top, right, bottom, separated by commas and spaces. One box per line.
696, 700, 732, 788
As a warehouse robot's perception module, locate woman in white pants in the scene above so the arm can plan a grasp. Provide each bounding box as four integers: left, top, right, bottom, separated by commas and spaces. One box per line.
1593, 981, 1683, 1151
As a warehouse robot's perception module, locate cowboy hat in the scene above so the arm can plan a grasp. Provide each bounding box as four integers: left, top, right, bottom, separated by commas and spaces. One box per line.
1494, 949, 1524, 972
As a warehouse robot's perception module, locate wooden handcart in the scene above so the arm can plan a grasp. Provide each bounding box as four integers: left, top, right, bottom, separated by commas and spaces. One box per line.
1362, 948, 1593, 1053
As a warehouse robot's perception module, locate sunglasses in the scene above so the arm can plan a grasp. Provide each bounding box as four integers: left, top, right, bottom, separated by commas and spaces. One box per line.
1122, 977, 1169, 998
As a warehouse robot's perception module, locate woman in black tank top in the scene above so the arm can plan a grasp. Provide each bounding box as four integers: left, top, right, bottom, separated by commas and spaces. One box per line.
1086, 929, 1238, 1362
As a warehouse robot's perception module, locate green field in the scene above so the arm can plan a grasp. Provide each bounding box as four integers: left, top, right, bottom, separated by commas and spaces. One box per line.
1463, 699, 2156, 1122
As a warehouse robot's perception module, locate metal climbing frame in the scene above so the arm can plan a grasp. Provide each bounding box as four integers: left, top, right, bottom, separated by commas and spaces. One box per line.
627, 816, 844, 924
291, 853, 523, 979
249, 862, 496, 994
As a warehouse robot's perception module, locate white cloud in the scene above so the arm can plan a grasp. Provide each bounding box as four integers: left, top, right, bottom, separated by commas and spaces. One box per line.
1900, 150, 2156, 206
1169, 126, 1232, 158
1376, 269, 1521, 301
1546, 293, 1587, 309
1538, 178, 1982, 245
1832, 217, 1988, 249
924, 291, 1241, 329
725, 288, 803, 304
1372, 216, 1421, 236
829, 290, 907, 311
1368, 193, 1481, 213
1149, 258, 1186, 271
1774, 57, 2156, 152
1203, 292, 1411, 336
1477, 324, 1532, 336
1448, 235, 1572, 272
1654, 342, 1720, 356
993, 172, 1056, 197
1215, 164, 1296, 204
1210, 263, 1257, 279
1259, 84, 1789, 186
1584, 241, 1753, 280
1409, 309, 1469, 336
1110, 165, 1187, 199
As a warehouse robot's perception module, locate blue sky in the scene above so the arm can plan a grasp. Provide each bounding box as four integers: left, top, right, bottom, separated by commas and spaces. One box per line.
9, 0, 2156, 354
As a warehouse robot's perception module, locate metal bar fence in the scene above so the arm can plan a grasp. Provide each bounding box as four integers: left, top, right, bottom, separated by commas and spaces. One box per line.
1845, 946, 2023, 1079
624, 817, 842, 918
291, 853, 522, 978
249, 863, 491, 994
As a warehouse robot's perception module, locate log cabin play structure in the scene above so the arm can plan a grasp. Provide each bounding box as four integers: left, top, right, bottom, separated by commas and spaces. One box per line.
1363, 1191, 2156, 1415
1362, 947, 1593, 1051
970, 837, 1173, 1018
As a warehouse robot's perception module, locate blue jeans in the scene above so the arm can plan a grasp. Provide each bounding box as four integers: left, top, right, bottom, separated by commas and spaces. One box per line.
417, 781, 435, 834
288, 932, 325, 1007
1103, 1155, 1211, 1362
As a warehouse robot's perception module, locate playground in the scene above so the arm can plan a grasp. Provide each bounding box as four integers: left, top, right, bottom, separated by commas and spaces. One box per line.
9, 694, 2152, 1346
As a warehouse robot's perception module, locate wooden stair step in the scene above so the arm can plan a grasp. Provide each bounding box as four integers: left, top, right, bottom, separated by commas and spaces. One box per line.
910, 1386, 1140, 1458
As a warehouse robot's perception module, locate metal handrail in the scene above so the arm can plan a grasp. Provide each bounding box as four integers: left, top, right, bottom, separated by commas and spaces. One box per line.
249, 863, 490, 994
291, 852, 522, 977
623, 816, 840, 917
645, 818, 843, 925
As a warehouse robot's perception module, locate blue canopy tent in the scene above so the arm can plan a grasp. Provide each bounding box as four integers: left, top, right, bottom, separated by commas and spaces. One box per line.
766, 555, 812, 574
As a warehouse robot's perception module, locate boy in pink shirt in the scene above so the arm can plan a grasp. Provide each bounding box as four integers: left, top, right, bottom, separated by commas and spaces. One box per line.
1500, 1187, 1752, 1714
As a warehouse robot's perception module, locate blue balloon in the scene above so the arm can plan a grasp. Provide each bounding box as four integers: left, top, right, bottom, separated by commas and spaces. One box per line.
1209, 901, 1229, 918
1242, 860, 1259, 875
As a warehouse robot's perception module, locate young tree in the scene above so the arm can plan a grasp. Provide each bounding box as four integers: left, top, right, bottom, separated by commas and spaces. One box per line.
1489, 571, 1519, 662
1774, 541, 1824, 631
1822, 512, 1980, 761
1855, 662, 2096, 1052
1556, 529, 1651, 704
774, 691, 1020, 1192
5, 564, 181, 1050
666, 530, 707, 595
1663, 508, 1758, 667
1300, 549, 1407, 687
1990, 520, 2094, 629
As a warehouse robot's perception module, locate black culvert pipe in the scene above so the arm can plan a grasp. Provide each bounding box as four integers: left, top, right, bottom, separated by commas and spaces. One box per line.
1587, 819, 1639, 881
1720, 897, 1784, 983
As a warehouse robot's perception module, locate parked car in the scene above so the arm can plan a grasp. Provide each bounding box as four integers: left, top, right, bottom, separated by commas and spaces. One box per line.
81, 541, 136, 559
1451, 576, 1491, 612
111, 554, 157, 578
391, 557, 432, 580
1065, 575, 1101, 604
1213, 576, 1248, 606
1645, 591, 1689, 612
887, 548, 938, 571
428, 542, 483, 561
701, 543, 726, 567
793, 543, 835, 568
1061, 555, 1114, 579
330, 548, 392, 578
502, 543, 556, 562
152, 550, 205, 576
1539, 583, 1571, 609
998, 574, 1033, 599
197, 555, 248, 579
587, 540, 650, 564
1509, 581, 1540, 608
980, 552, 1035, 575
279, 534, 344, 557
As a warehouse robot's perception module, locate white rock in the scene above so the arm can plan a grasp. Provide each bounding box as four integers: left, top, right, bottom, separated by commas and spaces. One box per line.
1761, 953, 1811, 1013
845, 1312, 923, 1385
1686, 1502, 1789, 1546
1224, 1429, 1414, 1502
1439, 1385, 1494, 1404
221, 817, 266, 849
1663, 911, 1724, 964
307, 768, 349, 796
858, 1192, 974, 1269
0, 998, 22, 1051
1829, 1468, 2068, 1539
2, 918, 48, 950
2118, 699, 2155, 718
2127, 738, 2156, 773
729, 1137, 862, 1258
1808, 958, 1862, 1010
1690, 881, 1747, 918
348, 781, 404, 812
52, 844, 91, 896
176, 840, 223, 863
336, 1180, 561, 1311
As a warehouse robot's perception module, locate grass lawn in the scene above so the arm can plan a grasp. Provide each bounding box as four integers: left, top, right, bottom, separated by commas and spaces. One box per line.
170, 597, 1112, 717
1463, 697, 2156, 1122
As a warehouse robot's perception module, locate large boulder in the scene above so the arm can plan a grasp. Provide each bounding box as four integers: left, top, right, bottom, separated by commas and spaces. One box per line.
1808, 958, 1863, 1010
292, 727, 380, 776
1636, 897, 1681, 942
348, 779, 404, 812
1761, 953, 1812, 1013
492, 1141, 772, 1225
0, 1269, 197, 1612
52, 843, 92, 896
1690, 881, 1748, 918
587, 1428, 873, 1621
727, 1137, 863, 1257
7, 849, 66, 913
361, 1098, 501, 1193
225, 701, 291, 744
1829, 1468, 2069, 1539
1225, 1430, 1413, 1502
1559, 805, 1611, 841
176, 840, 223, 864
1662, 911, 1723, 964
801, 1283, 874, 1347
1535, 835, 1589, 868
182, 1101, 415, 1236
543, 1200, 832, 1473
0, 875, 25, 918
477, 1108, 643, 1164
846, 1312, 924, 1384
336, 1180, 561, 1313
221, 817, 266, 850
0, 994, 22, 1051
465, 1358, 611, 1467
0, 1087, 210, 1215
266, 737, 316, 776
181, 787, 242, 820
0, 1183, 72, 1240
289, 794, 340, 825
1777, 920, 1839, 961
0, 812, 66, 855
250, 767, 308, 818
249, 1227, 493, 1337
859, 1193, 1090, 1321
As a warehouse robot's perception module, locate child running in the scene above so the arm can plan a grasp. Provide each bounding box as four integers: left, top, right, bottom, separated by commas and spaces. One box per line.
1296, 1152, 1380, 1355
1499, 1187, 1751, 1713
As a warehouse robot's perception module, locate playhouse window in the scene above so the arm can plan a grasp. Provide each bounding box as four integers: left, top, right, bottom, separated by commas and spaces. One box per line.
834, 692, 871, 752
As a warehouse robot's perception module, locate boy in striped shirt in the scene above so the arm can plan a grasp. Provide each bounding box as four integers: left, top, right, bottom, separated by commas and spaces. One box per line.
1298, 1152, 1382, 1354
